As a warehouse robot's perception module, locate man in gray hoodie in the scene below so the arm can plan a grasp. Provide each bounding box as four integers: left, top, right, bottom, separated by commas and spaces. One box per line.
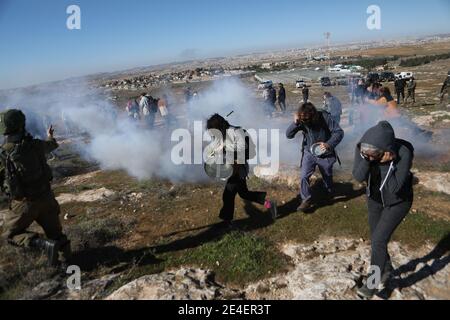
352, 121, 414, 299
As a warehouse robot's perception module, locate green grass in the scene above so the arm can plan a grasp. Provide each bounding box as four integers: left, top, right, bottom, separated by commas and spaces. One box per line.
399, 52, 450, 67
0, 243, 55, 300
107, 231, 290, 294
396, 211, 450, 246
415, 188, 450, 202
66, 216, 137, 251
260, 197, 450, 250
260, 199, 371, 244
171, 232, 289, 284
53, 183, 97, 195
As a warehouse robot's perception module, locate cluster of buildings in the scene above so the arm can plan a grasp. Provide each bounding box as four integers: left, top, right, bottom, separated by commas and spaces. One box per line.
99, 67, 255, 91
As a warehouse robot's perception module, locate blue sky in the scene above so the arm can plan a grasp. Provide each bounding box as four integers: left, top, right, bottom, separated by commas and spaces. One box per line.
0, 0, 449, 89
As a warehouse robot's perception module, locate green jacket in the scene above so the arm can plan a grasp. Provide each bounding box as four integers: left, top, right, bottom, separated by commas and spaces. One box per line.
0, 134, 58, 197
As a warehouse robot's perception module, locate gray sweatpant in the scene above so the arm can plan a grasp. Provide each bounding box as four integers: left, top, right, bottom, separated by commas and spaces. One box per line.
367, 198, 412, 274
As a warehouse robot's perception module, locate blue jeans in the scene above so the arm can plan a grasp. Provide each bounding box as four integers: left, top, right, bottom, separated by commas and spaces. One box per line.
300, 151, 336, 201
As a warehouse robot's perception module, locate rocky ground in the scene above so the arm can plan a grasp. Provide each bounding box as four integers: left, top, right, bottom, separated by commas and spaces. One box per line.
246, 238, 449, 300
22, 237, 448, 300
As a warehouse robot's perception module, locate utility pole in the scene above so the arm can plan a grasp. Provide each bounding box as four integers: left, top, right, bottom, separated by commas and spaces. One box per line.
324, 32, 331, 51
324, 32, 331, 74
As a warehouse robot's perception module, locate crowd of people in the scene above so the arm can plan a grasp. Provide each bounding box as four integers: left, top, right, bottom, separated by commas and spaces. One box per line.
206, 72, 449, 298
204, 93, 415, 299
0, 71, 448, 300
262, 82, 302, 116
126, 93, 175, 128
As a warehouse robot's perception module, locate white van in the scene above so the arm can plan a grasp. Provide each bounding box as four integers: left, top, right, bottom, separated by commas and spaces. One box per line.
296, 79, 307, 88
395, 72, 414, 80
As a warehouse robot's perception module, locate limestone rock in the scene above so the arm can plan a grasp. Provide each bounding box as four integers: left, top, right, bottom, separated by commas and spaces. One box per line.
253, 165, 314, 188
56, 188, 116, 205
246, 238, 450, 300
106, 268, 243, 300
414, 170, 450, 195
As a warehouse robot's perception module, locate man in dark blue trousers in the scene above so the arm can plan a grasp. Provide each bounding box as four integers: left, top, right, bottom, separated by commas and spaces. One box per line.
286, 103, 344, 212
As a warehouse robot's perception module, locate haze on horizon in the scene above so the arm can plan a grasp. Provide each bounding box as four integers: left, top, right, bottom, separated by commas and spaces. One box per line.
1, 0, 449, 90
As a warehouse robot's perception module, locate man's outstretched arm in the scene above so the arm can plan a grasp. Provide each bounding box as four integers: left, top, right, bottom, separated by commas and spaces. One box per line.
42, 125, 59, 154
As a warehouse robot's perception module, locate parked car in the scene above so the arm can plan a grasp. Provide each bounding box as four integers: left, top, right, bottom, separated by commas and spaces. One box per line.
258, 80, 273, 90
296, 79, 307, 88
334, 76, 349, 86
320, 77, 333, 87
380, 72, 396, 82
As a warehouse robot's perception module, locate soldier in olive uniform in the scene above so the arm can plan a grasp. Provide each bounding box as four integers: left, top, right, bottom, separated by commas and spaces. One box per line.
0, 109, 71, 266
405, 77, 416, 104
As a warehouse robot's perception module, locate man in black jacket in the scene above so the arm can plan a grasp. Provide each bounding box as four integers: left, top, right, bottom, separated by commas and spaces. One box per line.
352, 121, 414, 299
286, 103, 344, 212
439, 73, 450, 103
394, 78, 406, 104
269, 85, 277, 111
206, 114, 278, 226
302, 85, 309, 103
277, 83, 287, 112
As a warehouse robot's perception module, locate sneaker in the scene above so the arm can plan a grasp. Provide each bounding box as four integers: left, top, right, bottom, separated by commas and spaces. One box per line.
265, 200, 278, 220
297, 200, 312, 212
357, 283, 377, 299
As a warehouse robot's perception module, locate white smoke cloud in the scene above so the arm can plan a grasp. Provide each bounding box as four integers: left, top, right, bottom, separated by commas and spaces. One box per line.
1, 77, 437, 182
0, 78, 294, 181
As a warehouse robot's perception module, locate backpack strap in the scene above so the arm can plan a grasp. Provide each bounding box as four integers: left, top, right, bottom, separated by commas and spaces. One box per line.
319, 111, 342, 166
300, 134, 307, 168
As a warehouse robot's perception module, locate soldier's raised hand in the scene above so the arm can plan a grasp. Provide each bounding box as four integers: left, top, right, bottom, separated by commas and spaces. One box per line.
47, 125, 54, 138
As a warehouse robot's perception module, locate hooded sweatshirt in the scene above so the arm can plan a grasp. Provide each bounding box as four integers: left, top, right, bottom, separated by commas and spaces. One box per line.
352, 121, 414, 207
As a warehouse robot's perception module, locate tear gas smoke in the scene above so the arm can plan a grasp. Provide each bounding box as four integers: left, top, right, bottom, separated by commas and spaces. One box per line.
0, 79, 292, 181
0, 78, 445, 182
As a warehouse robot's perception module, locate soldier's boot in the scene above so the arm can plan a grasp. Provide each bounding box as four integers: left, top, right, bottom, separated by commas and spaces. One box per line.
59, 239, 72, 268
30, 237, 61, 267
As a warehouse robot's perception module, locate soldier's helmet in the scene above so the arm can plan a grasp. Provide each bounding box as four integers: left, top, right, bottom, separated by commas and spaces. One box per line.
0, 109, 26, 135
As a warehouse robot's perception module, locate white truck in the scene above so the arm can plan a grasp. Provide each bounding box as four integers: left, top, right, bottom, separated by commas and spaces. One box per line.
258, 80, 273, 90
